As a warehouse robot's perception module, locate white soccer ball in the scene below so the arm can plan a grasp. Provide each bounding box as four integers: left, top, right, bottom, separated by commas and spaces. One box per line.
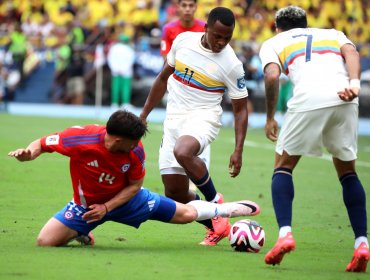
228, 219, 266, 253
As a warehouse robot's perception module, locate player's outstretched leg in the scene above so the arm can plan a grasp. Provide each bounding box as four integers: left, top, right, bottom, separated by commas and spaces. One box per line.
223, 200, 260, 217
345, 242, 370, 272
264, 233, 295, 265
189, 195, 260, 246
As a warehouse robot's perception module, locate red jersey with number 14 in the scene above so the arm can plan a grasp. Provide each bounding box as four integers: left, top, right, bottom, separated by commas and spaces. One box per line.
40, 125, 146, 208
161, 18, 205, 56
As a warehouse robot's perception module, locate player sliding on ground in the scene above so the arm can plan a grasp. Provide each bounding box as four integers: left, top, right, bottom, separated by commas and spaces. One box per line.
8, 110, 260, 247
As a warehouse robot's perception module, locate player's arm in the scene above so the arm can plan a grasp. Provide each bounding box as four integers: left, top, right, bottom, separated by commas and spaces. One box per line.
8, 139, 44, 161
263, 62, 281, 142
338, 43, 361, 102
229, 97, 248, 178
82, 178, 144, 223
140, 63, 174, 123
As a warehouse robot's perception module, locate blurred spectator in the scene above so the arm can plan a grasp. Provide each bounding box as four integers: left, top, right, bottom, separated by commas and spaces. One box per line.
238, 43, 263, 115
51, 29, 71, 103
64, 44, 86, 105
133, 27, 164, 106
135, 28, 163, 78
7, 22, 27, 83
107, 34, 135, 108
0, 61, 8, 107
0, 59, 20, 105
162, 0, 179, 23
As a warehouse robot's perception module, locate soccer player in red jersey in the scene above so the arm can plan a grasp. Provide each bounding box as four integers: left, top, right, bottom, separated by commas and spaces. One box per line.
161, 0, 205, 57
8, 110, 259, 247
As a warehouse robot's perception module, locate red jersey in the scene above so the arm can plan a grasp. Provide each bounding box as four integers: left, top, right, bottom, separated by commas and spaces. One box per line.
40, 125, 145, 207
160, 19, 205, 56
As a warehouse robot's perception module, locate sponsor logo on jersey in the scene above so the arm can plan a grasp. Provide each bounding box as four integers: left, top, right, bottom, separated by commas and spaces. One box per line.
148, 200, 155, 211
46, 135, 60, 145
237, 77, 246, 89
64, 210, 74, 220
121, 164, 130, 172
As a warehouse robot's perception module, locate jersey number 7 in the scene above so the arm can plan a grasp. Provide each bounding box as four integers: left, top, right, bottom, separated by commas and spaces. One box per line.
293, 34, 313, 62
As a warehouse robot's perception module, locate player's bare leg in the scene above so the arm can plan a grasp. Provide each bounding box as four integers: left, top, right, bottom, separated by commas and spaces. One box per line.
37, 217, 79, 246
162, 174, 196, 203
173, 135, 231, 245
37, 217, 94, 246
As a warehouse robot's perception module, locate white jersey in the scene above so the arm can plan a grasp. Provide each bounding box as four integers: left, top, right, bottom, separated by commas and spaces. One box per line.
166, 32, 248, 116
259, 28, 358, 112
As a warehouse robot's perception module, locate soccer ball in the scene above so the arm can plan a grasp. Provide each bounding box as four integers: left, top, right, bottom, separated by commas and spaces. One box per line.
228, 219, 265, 253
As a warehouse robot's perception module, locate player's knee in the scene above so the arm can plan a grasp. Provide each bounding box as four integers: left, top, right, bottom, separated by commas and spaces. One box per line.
182, 207, 198, 223
173, 148, 192, 166
36, 235, 55, 247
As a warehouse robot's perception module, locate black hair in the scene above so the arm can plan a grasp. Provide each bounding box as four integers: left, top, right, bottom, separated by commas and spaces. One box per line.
106, 110, 148, 140
275, 6, 307, 31
207, 7, 235, 27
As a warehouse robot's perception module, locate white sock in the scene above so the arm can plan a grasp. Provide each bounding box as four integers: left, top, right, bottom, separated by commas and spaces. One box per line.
355, 236, 369, 249
187, 200, 227, 221
279, 226, 292, 238
209, 193, 220, 203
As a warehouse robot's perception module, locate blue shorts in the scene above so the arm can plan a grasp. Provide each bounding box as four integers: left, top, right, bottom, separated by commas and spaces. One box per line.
54, 188, 177, 236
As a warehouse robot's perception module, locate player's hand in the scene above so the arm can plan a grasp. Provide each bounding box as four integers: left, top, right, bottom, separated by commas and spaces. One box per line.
82, 204, 108, 223
229, 151, 242, 178
8, 149, 32, 161
337, 87, 359, 102
265, 119, 278, 142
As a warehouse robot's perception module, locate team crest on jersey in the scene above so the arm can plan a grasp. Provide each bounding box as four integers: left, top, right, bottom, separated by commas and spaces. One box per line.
64, 210, 74, 220
45, 135, 60, 145
237, 77, 246, 89
121, 164, 130, 172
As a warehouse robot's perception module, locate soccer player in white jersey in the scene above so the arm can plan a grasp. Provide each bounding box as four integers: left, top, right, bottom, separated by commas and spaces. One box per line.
259, 6, 369, 272
140, 7, 254, 246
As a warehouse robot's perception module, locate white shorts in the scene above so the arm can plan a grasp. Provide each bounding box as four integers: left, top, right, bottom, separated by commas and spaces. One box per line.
276, 104, 358, 161
159, 112, 221, 173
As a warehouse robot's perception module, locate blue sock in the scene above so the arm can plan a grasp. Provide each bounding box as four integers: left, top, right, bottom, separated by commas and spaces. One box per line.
271, 167, 294, 228
340, 172, 367, 238
191, 171, 217, 202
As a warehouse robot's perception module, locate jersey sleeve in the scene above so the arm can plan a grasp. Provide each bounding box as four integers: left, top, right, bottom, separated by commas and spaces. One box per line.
259, 40, 282, 72
166, 32, 184, 67
40, 126, 97, 157
160, 25, 172, 56
225, 62, 249, 99
127, 143, 146, 181
336, 30, 355, 48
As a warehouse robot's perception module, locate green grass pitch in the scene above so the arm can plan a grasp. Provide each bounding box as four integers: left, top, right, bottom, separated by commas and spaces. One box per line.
0, 114, 369, 279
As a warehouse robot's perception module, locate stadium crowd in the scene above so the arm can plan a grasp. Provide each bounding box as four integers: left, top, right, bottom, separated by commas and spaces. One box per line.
0, 0, 369, 106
